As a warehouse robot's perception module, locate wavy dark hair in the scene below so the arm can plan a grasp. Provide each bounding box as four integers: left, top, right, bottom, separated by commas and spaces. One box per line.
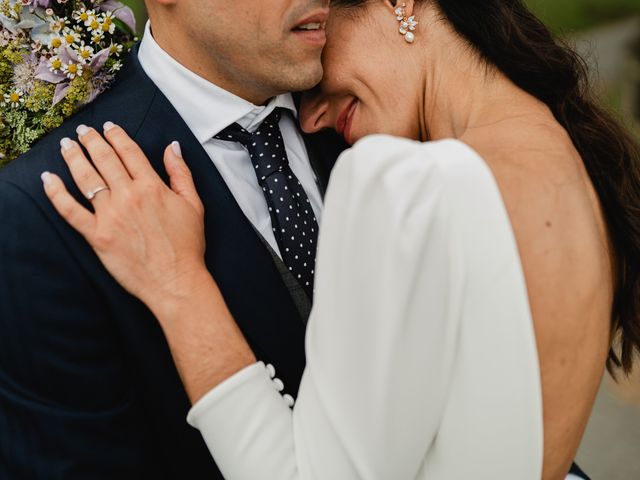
332, 0, 640, 375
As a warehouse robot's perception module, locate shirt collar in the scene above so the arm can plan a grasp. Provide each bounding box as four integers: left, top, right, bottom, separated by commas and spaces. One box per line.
138, 21, 298, 145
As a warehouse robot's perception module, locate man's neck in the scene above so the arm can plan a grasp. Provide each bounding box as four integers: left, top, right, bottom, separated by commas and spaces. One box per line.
148, 20, 274, 106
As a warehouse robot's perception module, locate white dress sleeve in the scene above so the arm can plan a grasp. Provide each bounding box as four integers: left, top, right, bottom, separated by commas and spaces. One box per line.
186, 136, 542, 480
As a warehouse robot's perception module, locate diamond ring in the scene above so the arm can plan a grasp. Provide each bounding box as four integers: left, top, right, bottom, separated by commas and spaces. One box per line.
86, 185, 110, 200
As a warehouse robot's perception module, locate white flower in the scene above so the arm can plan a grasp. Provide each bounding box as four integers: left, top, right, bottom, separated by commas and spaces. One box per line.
48, 55, 62, 72
109, 60, 122, 73
11, 55, 38, 94
48, 16, 68, 33
91, 32, 104, 45
84, 14, 101, 33
48, 34, 63, 49
98, 11, 115, 34
74, 41, 94, 63
3, 89, 25, 108
61, 61, 83, 79
73, 7, 94, 24
108, 41, 123, 56
61, 27, 80, 46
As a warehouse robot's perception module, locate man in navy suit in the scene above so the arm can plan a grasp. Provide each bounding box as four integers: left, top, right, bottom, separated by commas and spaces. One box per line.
0, 0, 342, 478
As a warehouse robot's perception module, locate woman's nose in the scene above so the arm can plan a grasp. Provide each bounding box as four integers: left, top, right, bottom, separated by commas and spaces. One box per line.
299, 88, 331, 134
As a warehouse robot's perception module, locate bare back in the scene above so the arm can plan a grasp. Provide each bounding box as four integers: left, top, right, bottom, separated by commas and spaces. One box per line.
463, 116, 613, 480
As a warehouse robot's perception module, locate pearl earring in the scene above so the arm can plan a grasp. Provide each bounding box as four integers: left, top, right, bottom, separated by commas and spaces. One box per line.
394, 3, 418, 43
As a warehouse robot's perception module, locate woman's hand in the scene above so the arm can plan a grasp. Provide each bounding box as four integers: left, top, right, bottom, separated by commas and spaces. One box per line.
42, 122, 207, 312
43, 123, 256, 403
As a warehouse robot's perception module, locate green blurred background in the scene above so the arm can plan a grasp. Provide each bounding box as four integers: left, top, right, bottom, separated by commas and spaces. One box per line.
528, 0, 640, 32
122, 1, 640, 477
122, 0, 146, 32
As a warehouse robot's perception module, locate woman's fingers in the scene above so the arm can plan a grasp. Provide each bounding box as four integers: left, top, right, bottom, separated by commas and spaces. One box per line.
60, 137, 111, 208
41, 171, 96, 238
76, 125, 132, 187
164, 142, 204, 215
103, 122, 160, 180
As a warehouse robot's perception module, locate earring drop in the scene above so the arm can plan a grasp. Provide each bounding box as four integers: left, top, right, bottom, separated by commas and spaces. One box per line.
394, 3, 418, 43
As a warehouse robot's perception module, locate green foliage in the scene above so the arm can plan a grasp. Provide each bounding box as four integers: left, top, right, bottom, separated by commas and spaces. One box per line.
526, 0, 640, 33
121, 0, 147, 33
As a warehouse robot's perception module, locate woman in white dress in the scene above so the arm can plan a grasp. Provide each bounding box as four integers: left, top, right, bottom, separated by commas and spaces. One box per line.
41, 0, 640, 479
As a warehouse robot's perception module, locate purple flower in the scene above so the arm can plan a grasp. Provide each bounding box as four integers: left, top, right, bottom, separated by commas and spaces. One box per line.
97, 0, 137, 33
32, 0, 52, 7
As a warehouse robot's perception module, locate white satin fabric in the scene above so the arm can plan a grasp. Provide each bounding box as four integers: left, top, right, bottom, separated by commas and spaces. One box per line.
187, 137, 545, 479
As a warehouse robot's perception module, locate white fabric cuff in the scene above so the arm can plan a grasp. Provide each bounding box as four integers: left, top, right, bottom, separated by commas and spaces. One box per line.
185, 361, 298, 480
187, 361, 267, 428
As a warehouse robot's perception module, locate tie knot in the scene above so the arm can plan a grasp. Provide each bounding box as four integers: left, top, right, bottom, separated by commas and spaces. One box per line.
215, 125, 251, 145
214, 108, 283, 146
215, 108, 289, 184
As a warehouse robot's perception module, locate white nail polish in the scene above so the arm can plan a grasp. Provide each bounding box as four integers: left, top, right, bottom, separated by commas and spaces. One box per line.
41, 171, 53, 186
76, 124, 90, 136
171, 141, 182, 158
60, 137, 74, 152
103, 121, 116, 132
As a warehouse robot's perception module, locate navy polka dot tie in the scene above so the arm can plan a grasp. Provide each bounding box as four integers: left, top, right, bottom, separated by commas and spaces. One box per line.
214, 109, 318, 299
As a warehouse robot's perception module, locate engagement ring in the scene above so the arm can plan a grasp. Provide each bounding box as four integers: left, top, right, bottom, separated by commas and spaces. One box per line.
86, 185, 110, 200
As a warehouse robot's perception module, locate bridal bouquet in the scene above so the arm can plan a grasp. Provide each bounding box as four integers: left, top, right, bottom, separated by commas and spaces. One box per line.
0, 0, 137, 166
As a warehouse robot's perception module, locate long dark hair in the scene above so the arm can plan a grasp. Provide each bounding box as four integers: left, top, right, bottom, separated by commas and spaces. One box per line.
332, 0, 640, 374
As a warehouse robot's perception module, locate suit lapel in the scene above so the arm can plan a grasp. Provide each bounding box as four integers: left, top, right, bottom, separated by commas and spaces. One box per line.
123, 52, 308, 394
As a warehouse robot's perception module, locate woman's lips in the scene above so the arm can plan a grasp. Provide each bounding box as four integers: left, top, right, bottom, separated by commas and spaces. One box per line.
336, 99, 358, 144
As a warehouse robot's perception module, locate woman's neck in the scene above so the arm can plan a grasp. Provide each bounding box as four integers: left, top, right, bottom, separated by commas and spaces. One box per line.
417, 43, 553, 142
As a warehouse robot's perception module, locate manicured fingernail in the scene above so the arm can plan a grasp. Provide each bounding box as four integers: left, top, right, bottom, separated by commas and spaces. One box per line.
103, 121, 116, 132
171, 141, 182, 158
76, 124, 90, 137
60, 137, 74, 152
41, 171, 53, 186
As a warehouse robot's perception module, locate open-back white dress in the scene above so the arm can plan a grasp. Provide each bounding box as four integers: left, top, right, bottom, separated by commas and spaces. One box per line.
186, 136, 544, 480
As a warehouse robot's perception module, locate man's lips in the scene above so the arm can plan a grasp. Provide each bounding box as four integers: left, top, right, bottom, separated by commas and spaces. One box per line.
336, 98, 358, 144
292, 10, 329, 31
292, 9, 329, 44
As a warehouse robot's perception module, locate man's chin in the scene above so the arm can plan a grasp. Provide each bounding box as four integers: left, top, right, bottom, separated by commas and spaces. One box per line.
276, 64, 323, 94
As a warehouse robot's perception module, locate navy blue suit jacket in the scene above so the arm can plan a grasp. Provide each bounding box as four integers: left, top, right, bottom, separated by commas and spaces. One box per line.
0, 47, 344, 478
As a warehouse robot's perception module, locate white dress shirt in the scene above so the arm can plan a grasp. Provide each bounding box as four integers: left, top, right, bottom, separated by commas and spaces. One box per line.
187, 137, 545, 479
138, 21, 323, 257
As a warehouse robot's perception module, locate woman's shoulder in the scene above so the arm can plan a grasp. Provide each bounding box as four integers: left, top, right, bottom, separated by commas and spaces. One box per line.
328, 135, 501, 220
